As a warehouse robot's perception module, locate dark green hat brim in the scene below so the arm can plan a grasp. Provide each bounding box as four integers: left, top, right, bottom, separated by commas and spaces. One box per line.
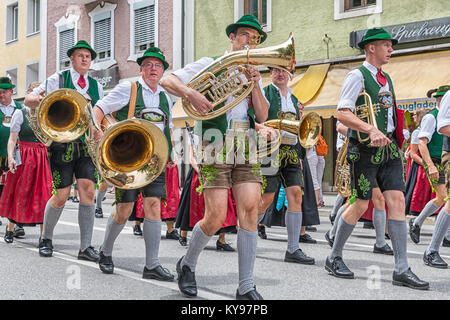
136, 52, 169, 70
0, 83, 14, 90
67, 43, 97, 60
358, 32, 398, 49
226, 22, 267, 44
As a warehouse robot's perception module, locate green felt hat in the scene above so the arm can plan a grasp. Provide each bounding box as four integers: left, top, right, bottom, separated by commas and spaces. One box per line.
136, 47, 169, 70
226, 14, 267, 44
0, 77, 15, 90
427, 85, 450, 98
358, 27, 398, 49
67, 40, 97, 60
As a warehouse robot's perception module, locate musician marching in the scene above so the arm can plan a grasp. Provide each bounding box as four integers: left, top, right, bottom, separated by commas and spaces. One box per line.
91, 47, 175, 281
24, 40, 104, 261
325, 27, 429, 290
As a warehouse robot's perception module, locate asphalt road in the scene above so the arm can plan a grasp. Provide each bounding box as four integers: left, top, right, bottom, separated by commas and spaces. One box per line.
0, 195, 449, 301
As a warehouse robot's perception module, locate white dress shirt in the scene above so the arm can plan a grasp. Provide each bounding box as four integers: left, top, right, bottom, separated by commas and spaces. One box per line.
96, 77, 173, 133
31, 68, 104, 102
337, 61, 394, 133
410, 128, 420, 145
417, 113, 437, 143
437, 91, 450, 134
271, 83, 298, 143
172, 53, 268, 127
0, 99, 19, 128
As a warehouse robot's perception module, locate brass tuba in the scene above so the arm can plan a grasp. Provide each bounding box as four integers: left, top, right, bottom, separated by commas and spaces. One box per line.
334, 138, 351, 197
183, 33, 296, 120
259, 112, 322, 157
85, 115, 168, 189
29, 89, 92, 143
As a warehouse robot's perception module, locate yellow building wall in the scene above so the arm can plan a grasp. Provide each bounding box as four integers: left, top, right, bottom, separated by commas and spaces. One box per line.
0, 0, 41, 99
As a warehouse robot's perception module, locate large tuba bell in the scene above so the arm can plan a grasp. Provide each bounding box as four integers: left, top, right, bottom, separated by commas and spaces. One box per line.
183, 33, 295, 120
85, 115, 168, 189
30, 89, 92, 143
261, 111, 322, 156
334, 138, 351, 197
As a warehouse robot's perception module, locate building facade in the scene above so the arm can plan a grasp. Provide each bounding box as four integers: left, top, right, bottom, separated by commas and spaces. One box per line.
1, 0, 46, 99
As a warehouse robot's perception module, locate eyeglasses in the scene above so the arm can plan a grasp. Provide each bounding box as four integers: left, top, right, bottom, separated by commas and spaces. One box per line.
142, 62, 163, 69
237, 31, 262, 46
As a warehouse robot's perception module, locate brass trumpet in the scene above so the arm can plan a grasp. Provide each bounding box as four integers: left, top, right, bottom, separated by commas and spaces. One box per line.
334, 138, 351, 197
354, 91, 378, 146
183, 33, 296, 120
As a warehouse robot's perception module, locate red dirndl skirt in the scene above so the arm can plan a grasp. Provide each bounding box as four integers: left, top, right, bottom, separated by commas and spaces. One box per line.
135, 166, 180, 220
0, 141, 52, 224
189, 171, 237, 230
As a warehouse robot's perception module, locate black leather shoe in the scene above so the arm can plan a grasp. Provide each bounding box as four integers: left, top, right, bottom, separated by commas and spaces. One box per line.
325, 256, 354, 279
166, 229, 181, 240
385, 233, 391, 240
133, 224, 142, 236
72, 196, 79, 203
99, 251, 114, 274
39, 238, 53, 257
373, 243, 394, 255
284, 249, 315, 265
13, 225, 25, 238
95, 208, 103, 218
363, 221, 374, 229
423, 251, 448, 269
4, 227, 13, 243
176, 256, 197, 297
305, 226, 317, 232
325, 230, 334, 248
179, 236, 187, 246
409, 218, 420, 244
143, 265, 174, 282
299, 233, 317, 244
329, 214, 336, 225
216, 240, 235, 251
78, 246, 100, 262
442, 237, 450, 247
236, 286, 264, 300
258, 225, 267, 239
392, 268, 429, 290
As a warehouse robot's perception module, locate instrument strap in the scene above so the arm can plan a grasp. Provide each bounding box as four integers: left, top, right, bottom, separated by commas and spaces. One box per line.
127, 81, 138, 119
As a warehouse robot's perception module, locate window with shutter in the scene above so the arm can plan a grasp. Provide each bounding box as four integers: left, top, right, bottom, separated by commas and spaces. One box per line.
134, 4, 155, 54
94, 17, 112, 61
59, 28, 75, 70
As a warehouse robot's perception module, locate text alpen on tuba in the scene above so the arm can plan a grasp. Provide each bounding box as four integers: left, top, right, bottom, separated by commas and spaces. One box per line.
183, 33, 296, 120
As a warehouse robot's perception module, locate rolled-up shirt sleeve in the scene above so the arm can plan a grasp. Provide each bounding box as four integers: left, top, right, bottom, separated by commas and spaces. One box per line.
417, 114, 436, 142
95, 81, 132, 115
172, 57, 213, 85
10, 109, 24, 133
437, 91, 450, 134
337, 70, 364, 112
31, 73, 60, 96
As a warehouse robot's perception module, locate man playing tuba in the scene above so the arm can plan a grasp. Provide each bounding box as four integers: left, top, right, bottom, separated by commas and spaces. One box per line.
91, 47, 175, 281
24, 40, 104, 262
161, 14, 275, 300
325, 28, 429, 290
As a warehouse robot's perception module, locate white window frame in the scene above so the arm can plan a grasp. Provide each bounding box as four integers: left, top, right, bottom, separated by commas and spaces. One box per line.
26, 0, 40, 37
234, 0, 272, 33
6, 67, 18, 96
6, 2, 19, 44
25, 61, 40, 90
55, 14, 79, 72
127, 0, 159, 62
334, 0, 382, 20
89, 2, 117, 71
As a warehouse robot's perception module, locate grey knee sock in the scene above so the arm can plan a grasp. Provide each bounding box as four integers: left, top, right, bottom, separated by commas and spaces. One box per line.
42, 202, 64, 240
237, 228, 258, 295
387, 219, 409, 274
414, 200, 440, 227
96, 190, 106, 209
331, 195, 344, 219
143, 218, 162, 270
330, 217, 355, 259
78, 203, 95, 251
286, 211, 302, 253
181, 222, 211, 272
446, 225, 450, 241
330, 205, 346, 239
100, 215, 126, 256
373, 209, 387, 247
426, 209, 450, 254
